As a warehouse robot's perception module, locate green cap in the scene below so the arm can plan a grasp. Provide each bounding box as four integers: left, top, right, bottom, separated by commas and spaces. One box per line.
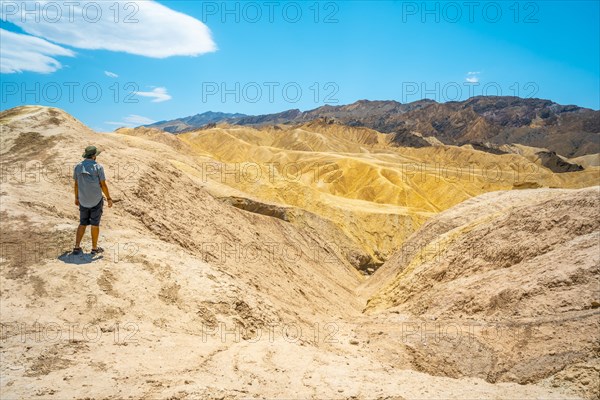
82, 145, 102, 158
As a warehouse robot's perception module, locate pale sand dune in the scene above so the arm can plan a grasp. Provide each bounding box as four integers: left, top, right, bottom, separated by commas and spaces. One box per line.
0, 106, 597, 399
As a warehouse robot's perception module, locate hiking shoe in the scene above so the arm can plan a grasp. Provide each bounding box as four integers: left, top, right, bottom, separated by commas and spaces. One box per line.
72, 247, 82, 255
91, 247, 104, 255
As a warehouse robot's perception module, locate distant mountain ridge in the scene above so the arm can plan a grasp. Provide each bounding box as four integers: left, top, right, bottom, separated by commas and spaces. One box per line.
144, 96, 600, 157
147, 111, 246, 133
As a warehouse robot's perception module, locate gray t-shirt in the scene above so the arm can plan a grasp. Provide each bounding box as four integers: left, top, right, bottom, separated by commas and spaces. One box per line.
73, 159, 106, 208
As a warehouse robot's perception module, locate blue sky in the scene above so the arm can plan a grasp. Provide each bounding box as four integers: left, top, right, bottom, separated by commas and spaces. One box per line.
1, 1, 598, 131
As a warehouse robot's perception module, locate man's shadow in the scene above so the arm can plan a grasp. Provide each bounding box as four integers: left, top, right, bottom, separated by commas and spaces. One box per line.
58, 251, 103, 264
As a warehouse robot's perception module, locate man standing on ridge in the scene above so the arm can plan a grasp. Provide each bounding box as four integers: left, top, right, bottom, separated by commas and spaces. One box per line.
72, 146, 113, 255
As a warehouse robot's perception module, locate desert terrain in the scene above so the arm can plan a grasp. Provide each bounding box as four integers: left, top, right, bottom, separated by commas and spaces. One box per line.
0, 105, 599, 399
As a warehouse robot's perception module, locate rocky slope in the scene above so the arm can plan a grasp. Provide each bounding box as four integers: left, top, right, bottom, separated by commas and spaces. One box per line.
358, 186, 600, 399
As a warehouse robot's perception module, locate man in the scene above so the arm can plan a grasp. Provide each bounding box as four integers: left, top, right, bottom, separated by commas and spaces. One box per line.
73, 146, 113, 255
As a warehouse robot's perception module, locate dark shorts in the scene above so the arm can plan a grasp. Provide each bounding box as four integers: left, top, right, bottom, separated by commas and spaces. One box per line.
79, 198, 103, 226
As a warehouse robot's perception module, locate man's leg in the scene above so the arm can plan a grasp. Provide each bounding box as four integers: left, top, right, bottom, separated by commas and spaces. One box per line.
90, 199, 103, 251
77, 204, 91, 249
91, 226, 99, 250
75, 225, 87, 247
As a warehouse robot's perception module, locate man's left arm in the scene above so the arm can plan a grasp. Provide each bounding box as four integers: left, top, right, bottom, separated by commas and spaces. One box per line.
97, 164, 112, 208
100, 180, 113, 208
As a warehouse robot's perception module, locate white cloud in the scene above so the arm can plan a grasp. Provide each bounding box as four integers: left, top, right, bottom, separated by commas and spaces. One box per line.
136, 87, 172, 103
104, 70, 119, 78
105, 114, 156, 127
0, 28, 74, 73
1, 1, 217, 59
124, 114, 156, 125
465, 71, 481, 83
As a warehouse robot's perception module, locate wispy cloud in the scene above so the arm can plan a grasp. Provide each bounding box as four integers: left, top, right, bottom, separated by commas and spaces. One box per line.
0, 28, 74, 74
123, 114, 157, 125
136, 87, 172, 103
1, 1, 216, 60
105, 114, 157, 127
465, 71, 481, 83
104, 70, 119, 78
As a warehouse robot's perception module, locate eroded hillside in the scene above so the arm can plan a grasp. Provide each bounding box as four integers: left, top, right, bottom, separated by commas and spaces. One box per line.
359, 186, 600, 399
133, 119, 598, 271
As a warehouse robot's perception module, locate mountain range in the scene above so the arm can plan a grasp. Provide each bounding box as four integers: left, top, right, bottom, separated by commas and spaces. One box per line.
148, 111, 247, 133
145, 96, 600, 158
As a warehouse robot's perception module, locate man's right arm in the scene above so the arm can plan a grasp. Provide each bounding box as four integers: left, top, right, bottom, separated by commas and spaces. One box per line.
74, 180, 79, 206
73, 166, 79, 206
